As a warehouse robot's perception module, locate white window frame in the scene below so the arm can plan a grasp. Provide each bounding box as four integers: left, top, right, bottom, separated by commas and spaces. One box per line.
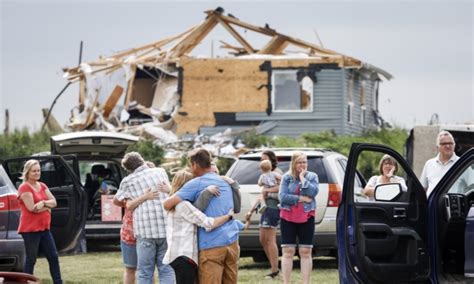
271, 70, 313, 113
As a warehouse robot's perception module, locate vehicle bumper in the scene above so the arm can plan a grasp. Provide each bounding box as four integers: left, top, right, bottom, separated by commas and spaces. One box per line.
0, 239, 25, 272
85, 222, 121, 240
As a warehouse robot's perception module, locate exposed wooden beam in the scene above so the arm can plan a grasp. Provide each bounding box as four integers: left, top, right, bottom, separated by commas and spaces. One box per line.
216, 17, 254, 54
168, 15, 219, 58
258, 35, 289, 54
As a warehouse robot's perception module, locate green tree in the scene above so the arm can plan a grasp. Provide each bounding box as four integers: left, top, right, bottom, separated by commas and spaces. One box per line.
126, 139, 165, 167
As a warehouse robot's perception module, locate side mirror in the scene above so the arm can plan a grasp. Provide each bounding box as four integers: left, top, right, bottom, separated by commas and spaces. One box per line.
374, 183, 402, 201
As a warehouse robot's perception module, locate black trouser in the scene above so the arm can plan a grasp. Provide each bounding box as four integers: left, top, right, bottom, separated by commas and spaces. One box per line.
170, 256, 198, 284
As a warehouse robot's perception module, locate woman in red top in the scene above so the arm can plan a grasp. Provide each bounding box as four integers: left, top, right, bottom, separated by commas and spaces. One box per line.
17, 159, 62, 284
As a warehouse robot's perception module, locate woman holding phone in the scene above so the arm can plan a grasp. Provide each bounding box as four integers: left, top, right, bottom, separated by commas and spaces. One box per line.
279, 152, 319, 284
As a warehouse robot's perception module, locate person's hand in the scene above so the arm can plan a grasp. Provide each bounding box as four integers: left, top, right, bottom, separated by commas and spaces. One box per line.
387, 167, 395, 178
299, 195, 313, 203
144, 188, 160, 200
157, 182, 171, 193
228, 209, 235, 219
299, 167, 307, 183
206, 185, 220, 196
33, 200, 45, 212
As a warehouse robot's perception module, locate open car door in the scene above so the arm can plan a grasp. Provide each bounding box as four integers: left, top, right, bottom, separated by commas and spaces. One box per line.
2, 155, 87, 252
337, 143, 430, 283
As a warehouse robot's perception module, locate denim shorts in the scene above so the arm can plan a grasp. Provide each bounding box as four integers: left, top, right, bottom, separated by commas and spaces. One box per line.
259, 207, 280, 229
120, 241, 137, 268
280, 216, 315, 248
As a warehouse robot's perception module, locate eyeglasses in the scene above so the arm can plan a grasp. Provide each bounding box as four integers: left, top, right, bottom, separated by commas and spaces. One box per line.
439, 142, 454, 147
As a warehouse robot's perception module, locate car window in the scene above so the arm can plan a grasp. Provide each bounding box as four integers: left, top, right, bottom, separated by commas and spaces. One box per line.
228, 156, 327, 184
5, 159, 74, 188
78, 161, 121, 186
447, 162, 474, 194
353, 150, 408, 203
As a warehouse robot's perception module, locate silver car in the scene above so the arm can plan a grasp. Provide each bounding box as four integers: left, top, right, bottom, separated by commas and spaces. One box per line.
226, 148, 362, 261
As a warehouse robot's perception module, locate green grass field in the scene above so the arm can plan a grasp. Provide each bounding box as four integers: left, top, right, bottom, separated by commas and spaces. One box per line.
34, 251, 339, 283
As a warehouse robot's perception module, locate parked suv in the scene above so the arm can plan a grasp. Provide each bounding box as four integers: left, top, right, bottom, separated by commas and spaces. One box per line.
226, 148, 362, 260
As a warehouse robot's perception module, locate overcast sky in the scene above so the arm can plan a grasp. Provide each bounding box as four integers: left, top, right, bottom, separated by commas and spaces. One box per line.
1, 0, 473, 132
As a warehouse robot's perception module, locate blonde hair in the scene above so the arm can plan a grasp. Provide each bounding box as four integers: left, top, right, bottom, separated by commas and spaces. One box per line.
169, 170, 194, 196
260, 160, 272, 172
289, 152, 306, 178
21, 159, 40, 181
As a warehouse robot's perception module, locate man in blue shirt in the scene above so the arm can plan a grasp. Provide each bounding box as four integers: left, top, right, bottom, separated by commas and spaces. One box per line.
164, 148, 242, 283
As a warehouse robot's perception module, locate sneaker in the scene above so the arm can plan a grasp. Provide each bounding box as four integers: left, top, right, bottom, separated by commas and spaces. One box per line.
264, 270, 279, 279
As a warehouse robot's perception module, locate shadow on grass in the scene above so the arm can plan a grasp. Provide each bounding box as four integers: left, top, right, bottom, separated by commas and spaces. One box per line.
239, 256, 337, 270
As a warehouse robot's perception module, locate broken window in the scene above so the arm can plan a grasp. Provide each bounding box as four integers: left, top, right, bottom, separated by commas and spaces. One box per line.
271, 70, 313, 112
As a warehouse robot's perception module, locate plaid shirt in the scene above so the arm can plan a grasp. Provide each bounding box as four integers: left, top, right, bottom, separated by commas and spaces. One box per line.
162, 201, 214, 265
115, 165, 169, 239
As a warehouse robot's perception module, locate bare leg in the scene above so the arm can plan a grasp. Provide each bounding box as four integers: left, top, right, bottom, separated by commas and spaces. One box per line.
298, 247, 313, 284
259, 228, 279, 273
281, 246, 295, 284
123, 267, 136, 284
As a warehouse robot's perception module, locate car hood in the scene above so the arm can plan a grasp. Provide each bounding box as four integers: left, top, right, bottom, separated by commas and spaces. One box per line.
51, 131, 139, 158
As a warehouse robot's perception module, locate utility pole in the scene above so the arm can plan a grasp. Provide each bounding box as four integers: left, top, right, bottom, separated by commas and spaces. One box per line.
3, 109, 9, 135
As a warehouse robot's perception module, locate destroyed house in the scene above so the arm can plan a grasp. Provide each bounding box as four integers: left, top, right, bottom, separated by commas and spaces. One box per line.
63, 8, 392, 138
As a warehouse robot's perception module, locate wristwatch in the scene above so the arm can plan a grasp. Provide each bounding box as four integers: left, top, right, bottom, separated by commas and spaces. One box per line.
229, 214, 233, 220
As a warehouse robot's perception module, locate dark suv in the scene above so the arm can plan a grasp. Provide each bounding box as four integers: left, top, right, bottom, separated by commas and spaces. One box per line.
1, 131, 139, 271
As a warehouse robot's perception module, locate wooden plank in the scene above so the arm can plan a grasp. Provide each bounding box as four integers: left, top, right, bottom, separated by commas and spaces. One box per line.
103, 85, 124, 119
258, 35, 289, 55
168, 15, 219, 58
216, 17, 254, 54
124, 65, 137, 108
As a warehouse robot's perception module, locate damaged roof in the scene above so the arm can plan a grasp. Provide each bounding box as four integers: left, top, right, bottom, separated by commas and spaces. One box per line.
63, 7, 392, 81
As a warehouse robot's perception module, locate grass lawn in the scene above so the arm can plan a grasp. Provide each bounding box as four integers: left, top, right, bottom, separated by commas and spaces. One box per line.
35, 252, 338, 283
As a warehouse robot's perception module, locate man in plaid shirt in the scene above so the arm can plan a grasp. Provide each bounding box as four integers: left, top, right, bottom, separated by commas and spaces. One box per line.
115, 152, 174, 284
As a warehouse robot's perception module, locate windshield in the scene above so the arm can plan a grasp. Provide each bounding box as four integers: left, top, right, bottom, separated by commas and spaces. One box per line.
228, 157, 327, 184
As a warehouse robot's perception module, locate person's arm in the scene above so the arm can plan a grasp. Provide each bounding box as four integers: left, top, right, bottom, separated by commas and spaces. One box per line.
419, 162, 429, 192
363, 176, 377, 198
279, 175, 300, 206
163, 195, 183, 211
193, 185, 220, 211
180, 202, 233, 231
300, 172, 319, 198
220, 176, 241, 213
42, 188, 57, 209
126, 189, 159, 211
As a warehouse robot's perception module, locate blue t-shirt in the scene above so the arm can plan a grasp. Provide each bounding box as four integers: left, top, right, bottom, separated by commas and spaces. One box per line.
176, 172, 241, 250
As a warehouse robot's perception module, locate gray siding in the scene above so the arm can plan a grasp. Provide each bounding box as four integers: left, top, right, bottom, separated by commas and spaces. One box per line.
202, 68, 382, 137
236, 69, 346, 137
342, 69, 378, 135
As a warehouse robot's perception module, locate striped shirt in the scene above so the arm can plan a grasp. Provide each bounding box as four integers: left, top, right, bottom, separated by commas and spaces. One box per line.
162, 201, 214, 265
115, 165, 169, 239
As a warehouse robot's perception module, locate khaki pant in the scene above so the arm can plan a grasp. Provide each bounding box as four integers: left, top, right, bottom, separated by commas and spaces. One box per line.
198, 241, 240, 284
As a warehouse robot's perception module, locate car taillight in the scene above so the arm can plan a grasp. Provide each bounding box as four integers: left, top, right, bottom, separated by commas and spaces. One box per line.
0, 194, 19, 211
327, 183, 342, 207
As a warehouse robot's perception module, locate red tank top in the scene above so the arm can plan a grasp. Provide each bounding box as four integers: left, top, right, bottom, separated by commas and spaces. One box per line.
17, 182, 51, 233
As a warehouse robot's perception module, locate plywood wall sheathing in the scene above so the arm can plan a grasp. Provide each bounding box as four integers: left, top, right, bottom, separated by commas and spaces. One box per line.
176, 57, 334, 134
175, 58, 269, 134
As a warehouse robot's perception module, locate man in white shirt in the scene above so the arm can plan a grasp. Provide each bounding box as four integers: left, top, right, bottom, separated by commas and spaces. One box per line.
420, 131, 459, 196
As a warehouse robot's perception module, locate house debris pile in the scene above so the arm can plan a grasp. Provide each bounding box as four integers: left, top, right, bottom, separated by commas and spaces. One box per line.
60, 7, 391, 145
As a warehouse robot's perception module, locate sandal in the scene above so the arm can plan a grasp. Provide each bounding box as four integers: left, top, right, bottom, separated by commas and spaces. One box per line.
264, 270, 280, 279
